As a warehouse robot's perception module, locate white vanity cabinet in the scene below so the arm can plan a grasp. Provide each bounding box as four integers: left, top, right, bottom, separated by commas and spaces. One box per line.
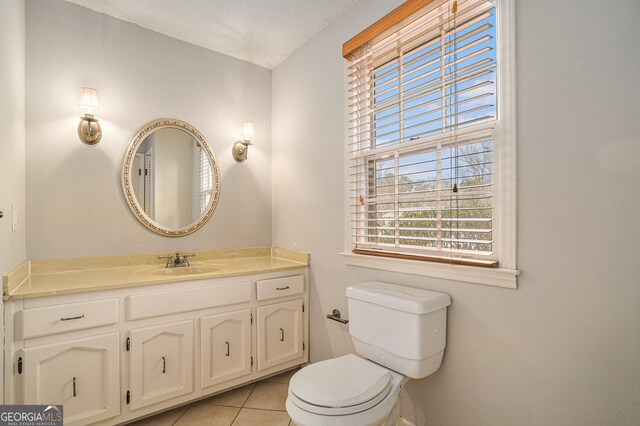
200, 309, 252, 389
255, 275, 305, 371
257, 299, 304, 371
20, 333, 120, 426
4, 268, 308, 425
129, 320, 194, 410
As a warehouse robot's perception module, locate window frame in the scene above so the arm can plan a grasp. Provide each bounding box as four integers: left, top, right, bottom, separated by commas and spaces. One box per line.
342, 0, 518, 288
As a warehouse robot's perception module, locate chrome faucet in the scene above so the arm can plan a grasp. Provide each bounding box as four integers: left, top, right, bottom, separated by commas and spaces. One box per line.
158, 252, 196, 268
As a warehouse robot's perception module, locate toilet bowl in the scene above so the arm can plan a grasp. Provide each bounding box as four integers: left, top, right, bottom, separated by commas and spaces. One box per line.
285, 282, 451, 426
286, 354, 408, 426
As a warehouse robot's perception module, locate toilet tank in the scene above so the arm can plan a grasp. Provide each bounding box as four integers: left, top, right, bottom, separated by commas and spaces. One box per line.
346, 281, 451, 379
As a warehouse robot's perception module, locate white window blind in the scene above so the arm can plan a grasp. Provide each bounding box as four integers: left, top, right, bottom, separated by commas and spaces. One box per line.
348, 0, 499, 266
197, 144, 213, 215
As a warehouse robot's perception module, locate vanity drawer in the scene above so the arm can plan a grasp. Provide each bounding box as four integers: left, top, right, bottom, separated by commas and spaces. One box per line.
127, 281, 251, 320
256, 275, 304, 301
16, 298, 119, 340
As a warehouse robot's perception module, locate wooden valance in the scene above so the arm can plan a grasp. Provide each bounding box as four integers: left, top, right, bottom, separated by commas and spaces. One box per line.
342, 0, 437, 60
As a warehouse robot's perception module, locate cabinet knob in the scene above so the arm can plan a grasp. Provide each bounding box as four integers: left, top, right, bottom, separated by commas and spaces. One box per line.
161, 356, 166, 374
280, 328, 285, 342
225, 341, 230, 357
72, 376, 77, 397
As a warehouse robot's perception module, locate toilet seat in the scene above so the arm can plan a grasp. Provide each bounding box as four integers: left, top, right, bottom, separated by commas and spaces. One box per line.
288, 354, 393, 416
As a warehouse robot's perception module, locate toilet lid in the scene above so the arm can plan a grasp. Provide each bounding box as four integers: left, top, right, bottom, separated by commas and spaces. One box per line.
289, 354, 391, 409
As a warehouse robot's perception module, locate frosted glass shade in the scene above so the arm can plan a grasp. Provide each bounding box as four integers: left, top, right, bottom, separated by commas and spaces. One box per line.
79, 87, 100, 111
241, 121, 255, 140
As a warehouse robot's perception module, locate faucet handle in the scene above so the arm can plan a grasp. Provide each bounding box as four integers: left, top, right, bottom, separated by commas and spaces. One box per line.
182, 253, 196, 258
158, 254, 175, 266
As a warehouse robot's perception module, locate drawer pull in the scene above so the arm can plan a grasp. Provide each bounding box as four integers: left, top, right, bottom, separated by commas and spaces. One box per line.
73, 377, 77, 397
225, 341, 230, 357
280, 328, 285, 342
60, 315, 85, 321
276, 286, 290, 290
162, 356, 166, 374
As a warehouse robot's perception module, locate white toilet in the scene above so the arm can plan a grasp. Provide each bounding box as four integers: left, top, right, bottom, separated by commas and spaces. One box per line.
286, 281, 451, 426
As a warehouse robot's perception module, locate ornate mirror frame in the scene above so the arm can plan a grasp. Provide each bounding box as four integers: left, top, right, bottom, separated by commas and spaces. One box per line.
121, 118, 221, 237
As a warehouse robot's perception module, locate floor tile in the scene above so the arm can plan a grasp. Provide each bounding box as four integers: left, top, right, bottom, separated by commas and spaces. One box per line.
128, 406, 187, 426
198, 383, 256, 407
263, 368, 298, 384
244, 382, 289, 411
232, 408, 290, 426
174, 404, 240, 426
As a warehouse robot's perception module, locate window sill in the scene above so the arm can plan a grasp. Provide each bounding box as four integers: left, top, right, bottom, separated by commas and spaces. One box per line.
340, 252, 519, 289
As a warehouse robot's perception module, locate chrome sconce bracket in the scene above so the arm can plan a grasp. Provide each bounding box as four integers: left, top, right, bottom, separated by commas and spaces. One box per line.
232, 140, 252, 162
78, 113, 102, 145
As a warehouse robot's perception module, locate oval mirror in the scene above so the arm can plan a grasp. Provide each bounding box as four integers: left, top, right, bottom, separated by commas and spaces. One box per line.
122, 119, 221, 236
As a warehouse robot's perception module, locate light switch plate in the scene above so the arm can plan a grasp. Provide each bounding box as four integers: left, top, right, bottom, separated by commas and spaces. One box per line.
12, 204, 17, 231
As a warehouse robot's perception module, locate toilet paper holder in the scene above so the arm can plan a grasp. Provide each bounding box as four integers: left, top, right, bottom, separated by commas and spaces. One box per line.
326, 309, 349, 324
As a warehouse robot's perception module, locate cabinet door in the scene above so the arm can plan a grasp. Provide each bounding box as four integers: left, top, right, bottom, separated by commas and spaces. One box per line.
200, 309, 251, 388
21, 333, 120, 426
129, 320, 194, 410
257, 299, 303, 371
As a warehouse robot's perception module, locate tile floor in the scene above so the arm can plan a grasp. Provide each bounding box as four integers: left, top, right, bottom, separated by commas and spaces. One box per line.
130, 368, 298, 426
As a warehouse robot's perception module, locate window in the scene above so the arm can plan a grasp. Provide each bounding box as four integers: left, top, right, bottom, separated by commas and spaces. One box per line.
194, 143, 213, 218
344, 0, 517, 285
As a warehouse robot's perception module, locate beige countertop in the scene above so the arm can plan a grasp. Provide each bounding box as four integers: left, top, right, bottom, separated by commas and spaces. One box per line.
3, 247, 309, 301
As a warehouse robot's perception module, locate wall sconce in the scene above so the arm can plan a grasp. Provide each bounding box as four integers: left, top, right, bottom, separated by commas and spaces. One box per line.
232, 121, 255, 162
78, 87, 102, 145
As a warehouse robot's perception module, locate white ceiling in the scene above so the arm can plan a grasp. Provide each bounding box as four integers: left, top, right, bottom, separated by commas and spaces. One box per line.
64, 0, 358, 69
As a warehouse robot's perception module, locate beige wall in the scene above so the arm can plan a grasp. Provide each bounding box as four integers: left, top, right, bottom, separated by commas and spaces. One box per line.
272, 0, 640, 425
0, 0, 27, 276
25, 0, 273, 259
